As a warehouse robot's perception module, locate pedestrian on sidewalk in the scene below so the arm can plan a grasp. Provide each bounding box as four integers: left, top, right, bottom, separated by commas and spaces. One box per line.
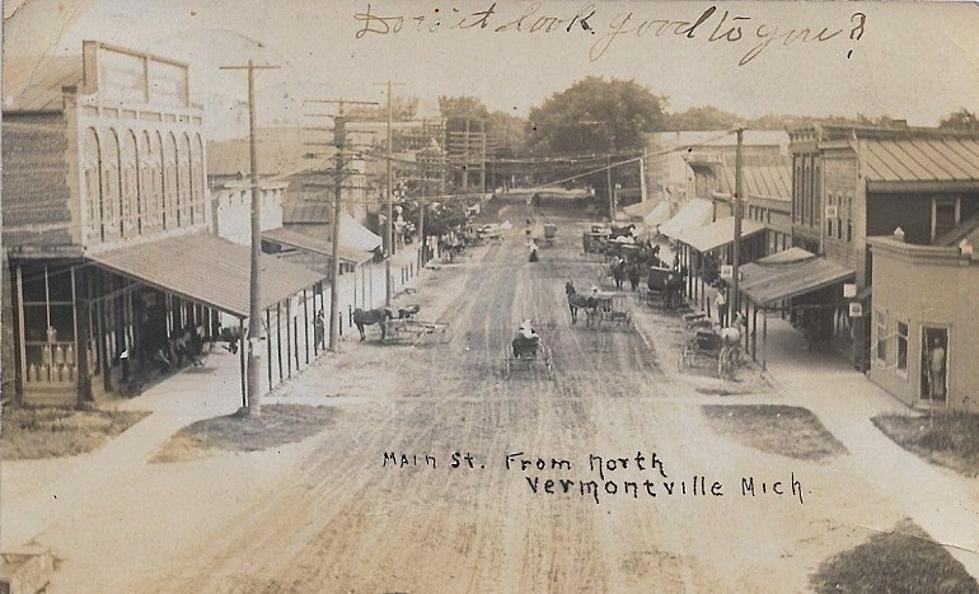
715, 284, 729, 327
314, 309, 326, 350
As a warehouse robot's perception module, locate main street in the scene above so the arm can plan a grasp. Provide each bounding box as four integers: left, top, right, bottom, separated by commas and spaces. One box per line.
95, 198, 921, 594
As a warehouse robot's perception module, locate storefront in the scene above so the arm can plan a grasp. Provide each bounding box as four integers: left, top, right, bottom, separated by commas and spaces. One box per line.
10, 232, 326, 407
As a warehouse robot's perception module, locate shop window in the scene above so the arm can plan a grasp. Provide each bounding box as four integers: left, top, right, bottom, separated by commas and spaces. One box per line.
897, 322, 908, 374
876, 310, 887, 362
932, 198, 960, 242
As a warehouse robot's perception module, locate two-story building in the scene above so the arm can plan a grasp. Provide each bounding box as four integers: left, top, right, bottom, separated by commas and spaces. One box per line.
787, 124, 979, 369
2, 41, 325, 407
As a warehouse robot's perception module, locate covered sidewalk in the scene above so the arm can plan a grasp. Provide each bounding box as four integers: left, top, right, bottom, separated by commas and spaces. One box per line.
675, 217, 767, 311
733, 249, 854, 370
88, 231, 328, 405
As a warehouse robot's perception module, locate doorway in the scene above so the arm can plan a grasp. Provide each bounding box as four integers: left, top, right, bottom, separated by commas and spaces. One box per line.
920, 327, 949, 404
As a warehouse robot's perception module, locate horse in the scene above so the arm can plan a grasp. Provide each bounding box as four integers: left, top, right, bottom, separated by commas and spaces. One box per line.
718, 319, 745, 379
565, 281, 598, 327
663, 271, 687, 310
610, 258, 627, 289
352, 308, 394, 341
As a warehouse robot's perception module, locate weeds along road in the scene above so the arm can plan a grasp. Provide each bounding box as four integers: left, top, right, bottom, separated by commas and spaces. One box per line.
136, 201, 897, 594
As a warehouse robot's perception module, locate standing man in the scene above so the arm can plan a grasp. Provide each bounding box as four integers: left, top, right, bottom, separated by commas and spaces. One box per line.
314, 309, 326, 351
928, 337, 947, 400
715, 283, 729, 327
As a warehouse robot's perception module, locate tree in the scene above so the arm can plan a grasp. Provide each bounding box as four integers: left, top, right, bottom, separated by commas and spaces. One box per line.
664, 106, 740, 131
939, 108, 978, 132
438, 95, 490, 122
487, 111, 528, 152
527, 77, 666, 154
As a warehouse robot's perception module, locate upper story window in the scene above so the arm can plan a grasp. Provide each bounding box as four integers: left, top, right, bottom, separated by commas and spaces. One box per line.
932, 197, 960, 242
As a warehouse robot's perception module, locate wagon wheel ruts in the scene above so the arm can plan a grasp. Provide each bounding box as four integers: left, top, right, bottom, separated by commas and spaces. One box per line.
503, 344, 512, 378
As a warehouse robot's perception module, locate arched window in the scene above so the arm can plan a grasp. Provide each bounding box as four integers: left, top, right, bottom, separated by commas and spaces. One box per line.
82, 129, 103, 243
102, 130, 121, 241
194, 133, 206, 224
183, 133, 195, 225
154, 131, 167, 229
122, 131, 140, 236
164, 132, 179, 227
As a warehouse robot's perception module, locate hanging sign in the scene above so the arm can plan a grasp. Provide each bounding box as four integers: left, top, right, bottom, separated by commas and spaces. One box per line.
849, 302, 863, 318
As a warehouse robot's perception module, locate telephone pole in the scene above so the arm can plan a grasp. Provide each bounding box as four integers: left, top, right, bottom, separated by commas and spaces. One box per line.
219, 60, 280, 416
732, 127, 745, 314
373, 80, 404, 307
304, 98, 378, 351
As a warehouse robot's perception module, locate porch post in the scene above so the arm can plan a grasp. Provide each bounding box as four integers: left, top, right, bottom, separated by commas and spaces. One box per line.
762, 308, 769, 372
73, 266, 93, 405
15, 265, 27, 405
303, 288, 310, 364
285, 298, 292, 378
276, 302, 283, 383
239, 316, 247, 408
265, 309, 273, 387
751, 302, 758, 362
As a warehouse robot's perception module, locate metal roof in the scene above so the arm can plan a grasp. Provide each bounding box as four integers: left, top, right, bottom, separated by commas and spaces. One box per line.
659, 198, 714, 240
739, 251, 854, 305
861, 138, 979, 183
88, 232, 325, 318
262, 227, 373, 264
715, 154, 792, 202
676, 217, 766, 253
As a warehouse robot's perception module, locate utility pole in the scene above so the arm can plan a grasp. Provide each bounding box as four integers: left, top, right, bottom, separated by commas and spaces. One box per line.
384, 81, 395, 306
639, 147, 648, 203
372, 80, 406, 307
219, 60, 280, 416
479, 119, 487, 193
304, 98, 378, 351
732, 127, 744, 314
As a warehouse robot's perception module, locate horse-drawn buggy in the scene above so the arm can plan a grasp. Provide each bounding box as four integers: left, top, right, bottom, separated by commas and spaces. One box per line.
593, 291, 632, 329
503, 320, 554, 378
636, 266, 685, 310
678, 312, 740, 379
352, 305, 449, 346
384, 305, 450, 345
541, 224, 558, 248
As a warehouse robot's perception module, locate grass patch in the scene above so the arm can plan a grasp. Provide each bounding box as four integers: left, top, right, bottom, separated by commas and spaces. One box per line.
812, 519, 978, 594
702, 404, 847, 461
1, 407, 149, 460
151, 404, 337, 463
872, 413, 979, 477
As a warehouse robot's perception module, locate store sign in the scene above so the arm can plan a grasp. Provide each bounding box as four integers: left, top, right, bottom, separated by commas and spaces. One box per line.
843, 283, 857, 298
720, 265, 733, 279
849, 302, 863, 318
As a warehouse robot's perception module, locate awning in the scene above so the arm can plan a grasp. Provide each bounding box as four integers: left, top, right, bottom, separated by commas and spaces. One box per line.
262, 227, 373, 264
642, 201, 674, 227
621, 200, 659, 220
739, 250, 854, 305
340, 214, 382, 252
659, 198, 713, 240
676, 217, 766, 253
88, 232, 326, 318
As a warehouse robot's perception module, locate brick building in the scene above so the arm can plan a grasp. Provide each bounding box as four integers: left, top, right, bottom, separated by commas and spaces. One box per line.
787, 124, 979, 368
868, 230, 979, 412
2, 42, 324, 407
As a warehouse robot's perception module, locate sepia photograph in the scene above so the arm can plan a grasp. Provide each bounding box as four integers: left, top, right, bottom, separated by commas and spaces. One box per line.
1, 1, 978, 592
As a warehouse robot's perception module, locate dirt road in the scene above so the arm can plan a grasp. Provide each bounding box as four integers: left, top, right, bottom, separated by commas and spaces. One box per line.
125, 201, 905, 593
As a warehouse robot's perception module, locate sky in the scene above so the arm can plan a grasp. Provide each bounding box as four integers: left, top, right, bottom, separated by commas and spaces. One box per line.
4, 0, 978, 139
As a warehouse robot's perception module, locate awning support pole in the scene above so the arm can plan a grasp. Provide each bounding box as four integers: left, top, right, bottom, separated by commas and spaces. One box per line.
276, 302, 283, 384
762, 308, 769, 372
265, 309, 273, 388
752, 302, 758, 361
239, 317, 247, 408
303, 288, 310, 364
